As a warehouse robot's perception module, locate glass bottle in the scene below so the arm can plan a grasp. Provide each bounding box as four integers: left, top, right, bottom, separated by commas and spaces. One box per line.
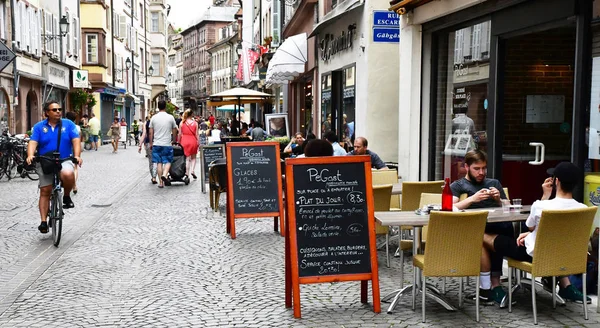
442, 177, 453, 211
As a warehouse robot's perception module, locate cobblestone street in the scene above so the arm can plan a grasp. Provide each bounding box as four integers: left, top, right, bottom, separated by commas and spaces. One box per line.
0, 145, 599, 327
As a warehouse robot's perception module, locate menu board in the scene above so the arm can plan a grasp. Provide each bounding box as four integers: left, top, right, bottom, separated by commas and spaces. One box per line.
292, 163, 371, 277
229, 144, 280, 214
284, 156, 380, 318
202, 145, 225, 182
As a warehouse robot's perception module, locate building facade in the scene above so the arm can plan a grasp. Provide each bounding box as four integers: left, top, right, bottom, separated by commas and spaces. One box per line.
148, 0, 168, 108
393, 0, 595, 208
167, 29, 183, 111
182, 6, 237, 117
207, 22, 238, 97
0, 0, 14, 134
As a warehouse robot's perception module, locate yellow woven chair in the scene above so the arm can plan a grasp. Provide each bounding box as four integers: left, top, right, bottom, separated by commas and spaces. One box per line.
372, 170, 401, 210
402, 181, 444, 211
412, 211, 488, 323
507, 207, 597, 324
373, 184, 393, 267
396, 193, 441, 288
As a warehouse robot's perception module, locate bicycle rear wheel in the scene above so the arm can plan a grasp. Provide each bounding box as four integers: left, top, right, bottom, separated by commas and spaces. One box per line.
50, 190, 63, 247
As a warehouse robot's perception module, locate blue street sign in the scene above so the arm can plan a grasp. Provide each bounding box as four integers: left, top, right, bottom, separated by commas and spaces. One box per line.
373, 11, 400, 28
373, 28, 400, 43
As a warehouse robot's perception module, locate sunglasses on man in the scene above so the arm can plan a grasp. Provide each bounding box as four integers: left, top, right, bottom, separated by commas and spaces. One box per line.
49, 108, 63, 112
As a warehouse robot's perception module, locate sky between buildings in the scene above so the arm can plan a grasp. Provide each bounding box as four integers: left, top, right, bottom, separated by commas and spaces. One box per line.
167, 0, 213, 30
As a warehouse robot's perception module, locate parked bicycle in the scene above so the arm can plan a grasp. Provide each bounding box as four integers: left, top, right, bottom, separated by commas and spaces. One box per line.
35, 153, 78, 247
0, 134, 38, 181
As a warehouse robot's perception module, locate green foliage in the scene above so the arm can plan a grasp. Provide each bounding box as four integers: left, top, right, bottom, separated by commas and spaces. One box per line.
267, 136, 290, 149
166, 102, 177, 116
69, 89, 96, 114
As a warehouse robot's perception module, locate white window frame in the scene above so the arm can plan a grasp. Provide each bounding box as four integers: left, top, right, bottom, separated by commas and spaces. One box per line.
86, 33, 98, 64
72, 17, 79, 59
151, 12, 159, 32
152, 54, 160, 76
0, 1, 6, 41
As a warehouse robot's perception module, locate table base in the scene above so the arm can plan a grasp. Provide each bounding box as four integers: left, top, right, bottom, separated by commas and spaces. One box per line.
384, 284, 457, 313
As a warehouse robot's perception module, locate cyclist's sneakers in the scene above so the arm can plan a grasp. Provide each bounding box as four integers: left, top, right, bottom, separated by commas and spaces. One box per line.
558, 284, 592, 304
38, 221, 48, 234
63, 196, 75, 209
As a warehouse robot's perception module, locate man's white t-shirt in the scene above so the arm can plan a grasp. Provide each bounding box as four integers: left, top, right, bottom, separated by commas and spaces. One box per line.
524, 197, 587, 256
149, 111, 178, 146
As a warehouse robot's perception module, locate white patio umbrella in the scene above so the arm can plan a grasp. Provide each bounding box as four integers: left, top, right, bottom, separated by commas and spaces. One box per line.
208, 87, 272, 134
266, 33, 307, 85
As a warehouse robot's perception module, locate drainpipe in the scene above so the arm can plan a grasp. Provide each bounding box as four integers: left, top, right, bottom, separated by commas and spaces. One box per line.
111, 0, 116, 87
59, 0, 63, 63
10, 0, 18, 133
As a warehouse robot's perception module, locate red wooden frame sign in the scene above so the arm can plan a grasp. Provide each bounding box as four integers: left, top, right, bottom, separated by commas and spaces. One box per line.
284, 155, 381, 318
225, 141, 285, 239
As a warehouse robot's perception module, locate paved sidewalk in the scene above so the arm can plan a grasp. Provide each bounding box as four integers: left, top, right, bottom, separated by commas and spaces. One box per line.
0, 144, 599, 327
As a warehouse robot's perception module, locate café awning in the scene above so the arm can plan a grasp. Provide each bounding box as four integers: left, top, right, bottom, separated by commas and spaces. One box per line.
309, 0, 364, 37
266, 33, 307, 85
389, 0, 437, 15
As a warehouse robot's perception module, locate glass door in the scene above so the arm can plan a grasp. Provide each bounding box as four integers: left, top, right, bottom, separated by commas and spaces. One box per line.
498, 24, 576, 205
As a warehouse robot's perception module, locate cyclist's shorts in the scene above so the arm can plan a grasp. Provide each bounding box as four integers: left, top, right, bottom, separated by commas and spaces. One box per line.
89, 135, 99, 143
37, 161, 75, 188
152, 146, 173, 164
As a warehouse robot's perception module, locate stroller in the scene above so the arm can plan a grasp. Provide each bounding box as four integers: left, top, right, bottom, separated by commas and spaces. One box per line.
168, 144, 189, 185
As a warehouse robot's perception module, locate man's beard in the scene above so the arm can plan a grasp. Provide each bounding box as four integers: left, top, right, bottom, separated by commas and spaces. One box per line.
468, 170, 484, 185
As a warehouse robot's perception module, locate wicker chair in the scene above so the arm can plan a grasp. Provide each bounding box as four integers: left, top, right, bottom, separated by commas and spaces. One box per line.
396, 193, 441, 288
412, 211, 488, 323
372, 170, 401, 210
507, 207, 597, 324
208, 159, 227, 213
373, 184, 393, 267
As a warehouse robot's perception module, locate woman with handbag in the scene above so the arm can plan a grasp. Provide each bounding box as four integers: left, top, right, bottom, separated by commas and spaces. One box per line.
110, 118, 121, 153
178, 109, 199, 180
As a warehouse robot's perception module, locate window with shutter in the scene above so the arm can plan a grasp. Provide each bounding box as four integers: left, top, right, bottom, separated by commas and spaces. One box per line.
126, 23, 131, 48
107, 49, 112, 75
152, 54, 159, 76
34, 9, 41, 56
116, 54, 122, 81
14, 1, 20, 49
64, 12, 71, 58
151, 12, 158, 32
119, 15, 127, 40
113, 12, 118, 37
73, 18, 79, 59
0, 2, 6, 41
86, 33, 98, 64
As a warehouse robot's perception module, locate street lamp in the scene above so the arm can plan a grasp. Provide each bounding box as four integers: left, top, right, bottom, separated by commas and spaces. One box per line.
115, 57, 132, 73
42, 15, 69, 43
148, 66, 154, 76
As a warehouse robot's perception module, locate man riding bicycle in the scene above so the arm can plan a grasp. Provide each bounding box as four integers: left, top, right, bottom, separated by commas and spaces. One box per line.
26, 101, 82, 234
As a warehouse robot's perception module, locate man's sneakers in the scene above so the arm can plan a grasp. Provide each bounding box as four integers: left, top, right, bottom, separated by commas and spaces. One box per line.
558, 284, 592, 304
63, 195, 75, 209
38, 221, 48, 234
466, 286, 513, 308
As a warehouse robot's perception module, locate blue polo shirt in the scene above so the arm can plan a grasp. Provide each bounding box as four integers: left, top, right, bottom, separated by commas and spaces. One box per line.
31, 119, 79, 158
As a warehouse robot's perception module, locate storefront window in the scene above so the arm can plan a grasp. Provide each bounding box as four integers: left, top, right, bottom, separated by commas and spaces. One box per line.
433, 20, 491, 181
343, 66, 355, 148
0, 89, 8, 134
321, 74, 332, 135
302, 80, 313, 136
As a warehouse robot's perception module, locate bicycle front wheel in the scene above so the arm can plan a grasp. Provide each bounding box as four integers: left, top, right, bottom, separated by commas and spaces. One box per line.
25, 169, 39, 181
50, 190, 63, 247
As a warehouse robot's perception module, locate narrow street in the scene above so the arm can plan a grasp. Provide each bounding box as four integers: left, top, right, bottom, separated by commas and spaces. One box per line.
0, 145, 599, 327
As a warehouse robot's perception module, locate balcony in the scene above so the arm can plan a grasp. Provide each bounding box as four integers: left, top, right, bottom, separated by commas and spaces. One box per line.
150, 0, 166, 7
282, 0, 318, 37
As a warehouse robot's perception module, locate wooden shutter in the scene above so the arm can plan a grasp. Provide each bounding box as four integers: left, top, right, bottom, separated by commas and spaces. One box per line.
22, 2, 29, 53
64, 12, 70, 59
53, 15, 59, 58
119, 14, 127, 40
14, 1, 20, 50
73, 17, 79, 58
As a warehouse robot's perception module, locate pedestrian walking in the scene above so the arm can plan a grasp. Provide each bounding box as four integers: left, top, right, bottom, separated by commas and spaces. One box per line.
138, 114, 157, 184
109, 118, 121, 153
88, 113, 100, 151
25, 101, 82, 233
149, 100, 178, 188
178, 109, 199, 180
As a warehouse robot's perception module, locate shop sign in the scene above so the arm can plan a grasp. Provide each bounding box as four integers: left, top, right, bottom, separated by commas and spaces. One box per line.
320, 24, 356, 62
0, 41, 16, 73
47, 62, 70, 89
73, 70, 89, 88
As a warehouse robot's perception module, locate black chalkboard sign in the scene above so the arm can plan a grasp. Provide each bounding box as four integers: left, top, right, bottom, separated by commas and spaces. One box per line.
284, 156, 381, 318
202, 145, 225, 182
228, 143, 281, 214
292, 163, 371, 277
